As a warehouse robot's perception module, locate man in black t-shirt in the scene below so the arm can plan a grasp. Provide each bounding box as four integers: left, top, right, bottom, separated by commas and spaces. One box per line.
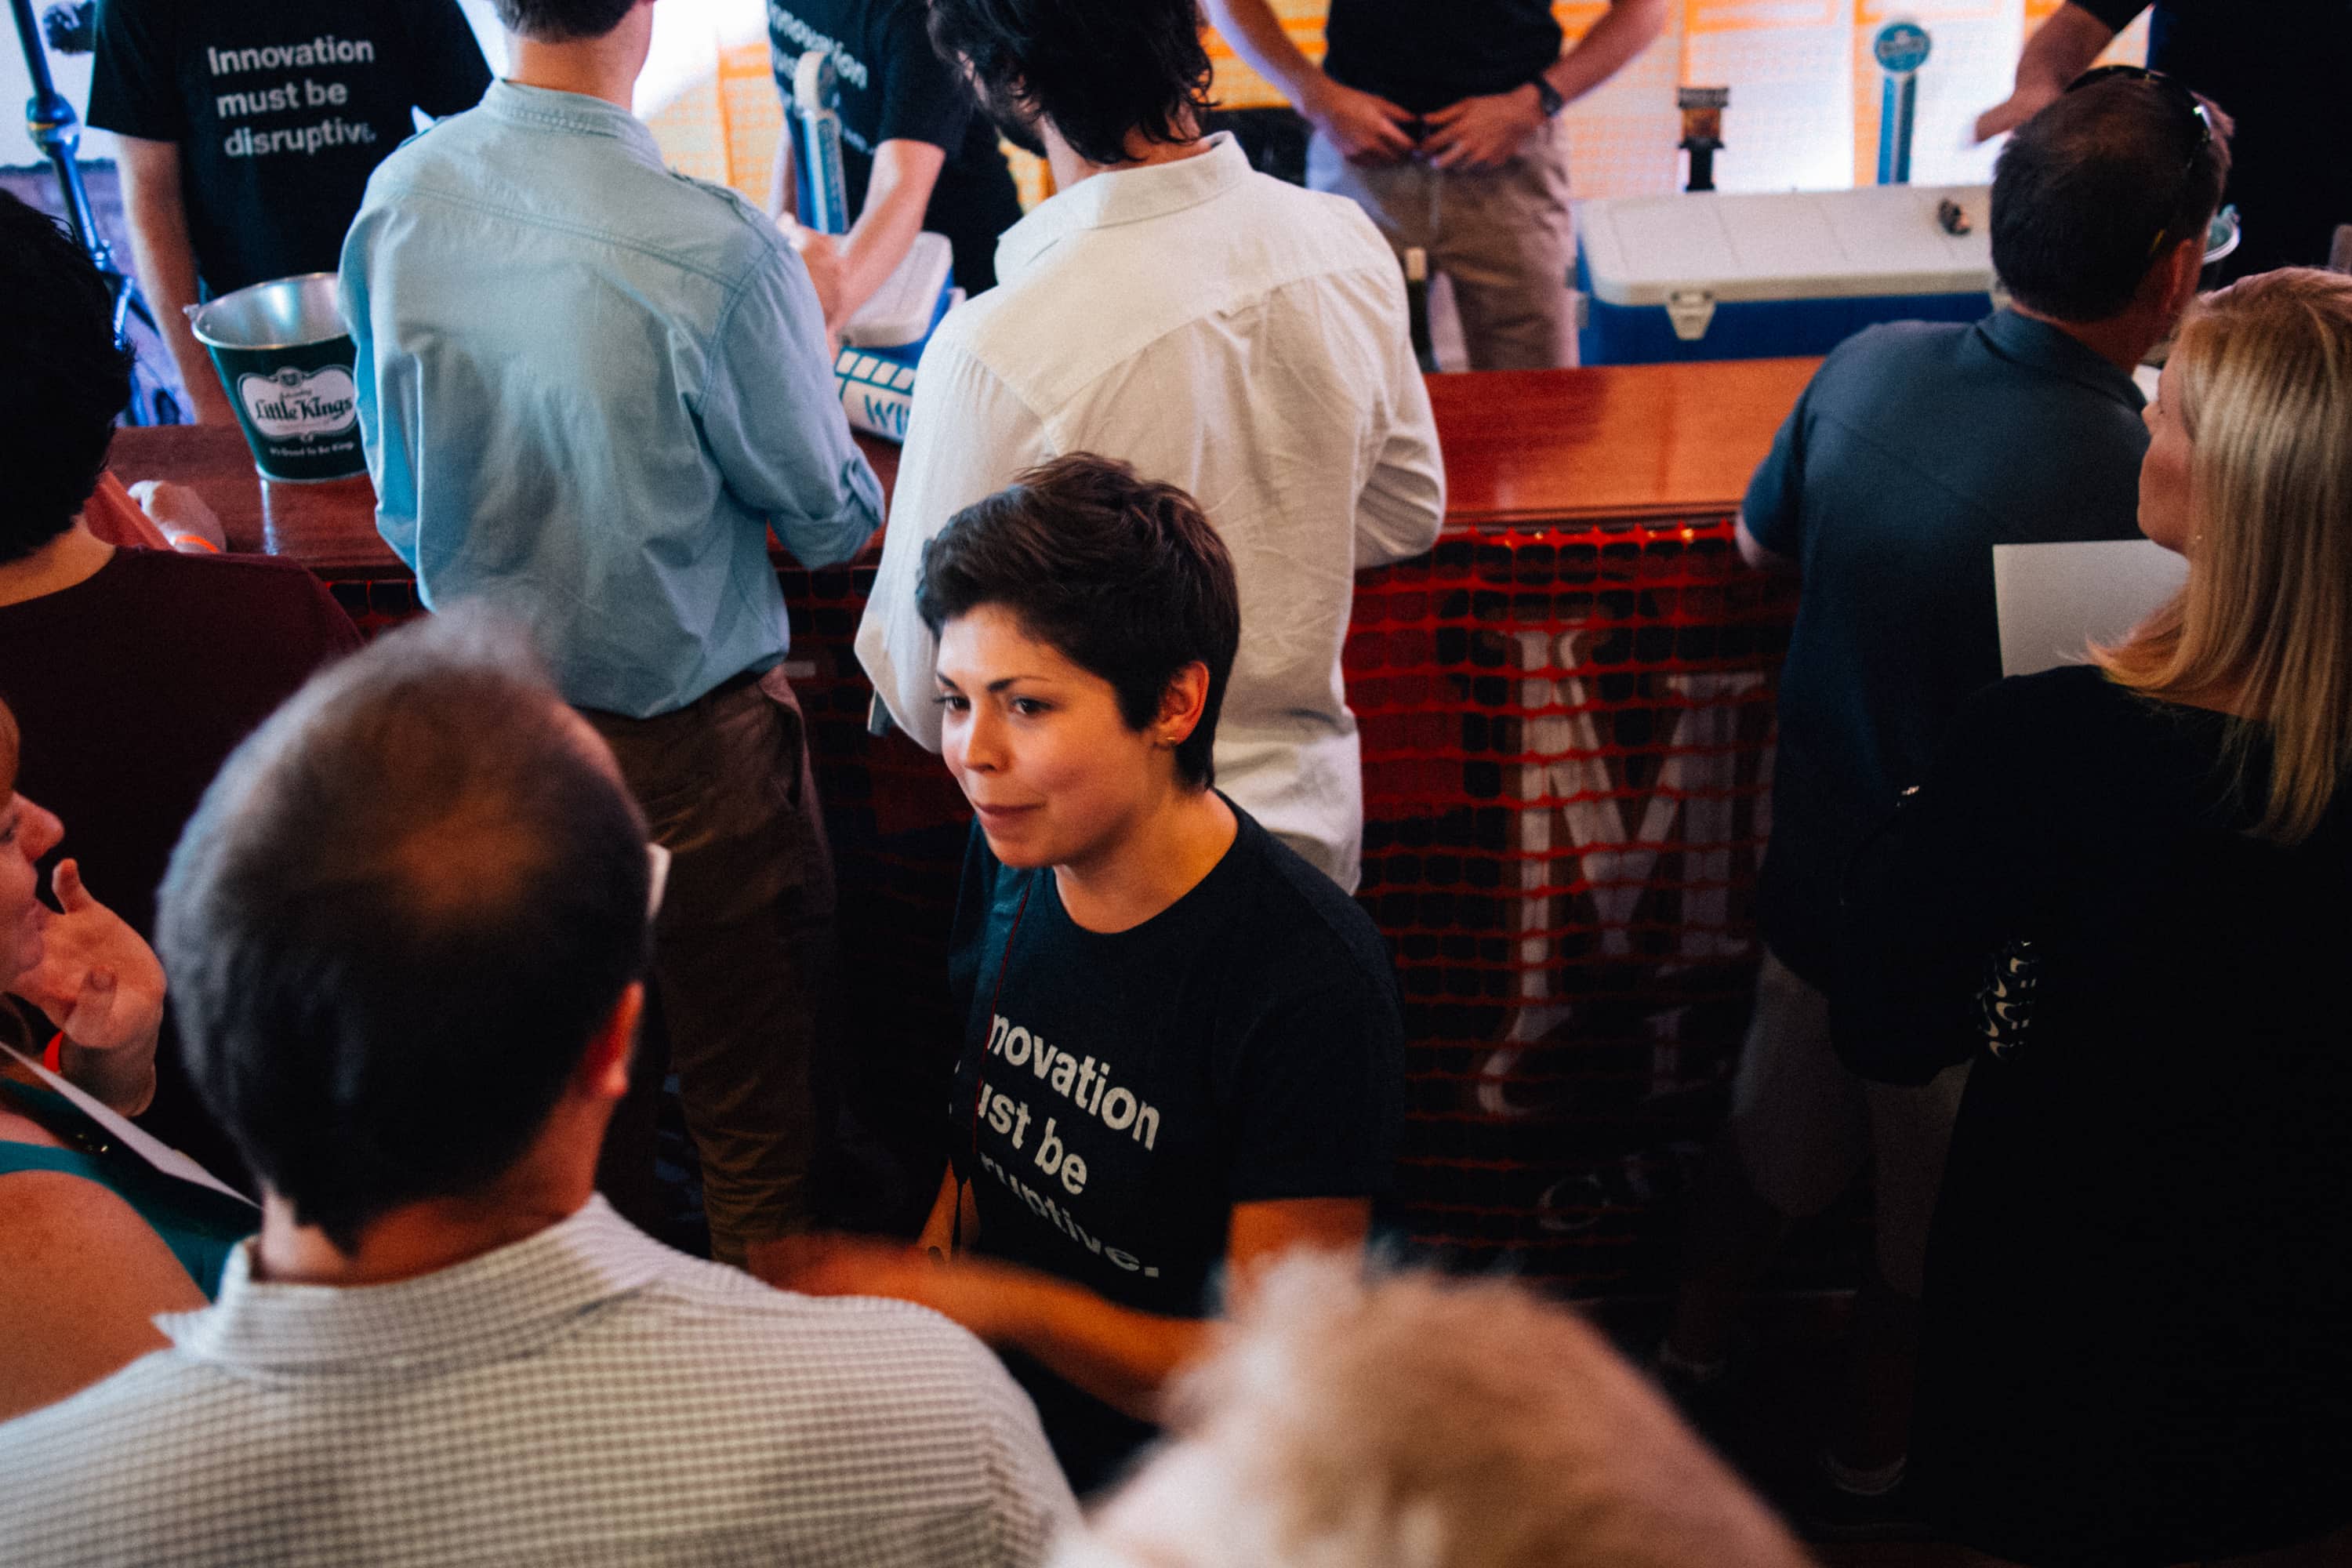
1976, 2, 2352, 279
1207, 0, 1667, 368
765, 0, 1022, 332
88, 0, 491, 423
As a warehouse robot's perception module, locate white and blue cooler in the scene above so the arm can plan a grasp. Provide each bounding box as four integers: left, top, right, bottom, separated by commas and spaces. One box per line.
1574, 184, 1995, 365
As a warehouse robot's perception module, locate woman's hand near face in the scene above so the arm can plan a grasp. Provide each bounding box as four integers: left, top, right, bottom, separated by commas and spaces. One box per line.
9, 859, 165, 1114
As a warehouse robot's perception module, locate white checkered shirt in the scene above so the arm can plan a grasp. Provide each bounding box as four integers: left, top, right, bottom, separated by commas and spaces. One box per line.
0, 1196, 1078, 1566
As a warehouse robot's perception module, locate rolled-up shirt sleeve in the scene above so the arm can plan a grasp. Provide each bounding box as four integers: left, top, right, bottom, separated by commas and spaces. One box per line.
853, 332, 1047, 750
1741, 380, 1813, 562
86, 0, 185, 141
873, 0, 978, 154
702, 245, 884, 571
340, 201, 423, 575
404, 0, 494, 118
1356, 347, 1446, 568
2071, 0, 2150, 32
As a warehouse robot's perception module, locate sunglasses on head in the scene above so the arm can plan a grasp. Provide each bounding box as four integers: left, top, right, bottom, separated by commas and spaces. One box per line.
2063, 64, 2227, 263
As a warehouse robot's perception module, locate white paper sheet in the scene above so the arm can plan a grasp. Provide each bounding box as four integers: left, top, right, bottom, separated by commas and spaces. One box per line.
2, 1040, 257, 1206
1992, 538, 2189, 678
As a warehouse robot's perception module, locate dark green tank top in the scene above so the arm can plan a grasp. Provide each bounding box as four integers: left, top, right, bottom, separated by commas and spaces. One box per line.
0, 1079, 254, 1296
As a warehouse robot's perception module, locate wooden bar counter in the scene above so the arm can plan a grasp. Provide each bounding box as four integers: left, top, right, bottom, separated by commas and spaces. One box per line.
106, 358, 1817, 556
105, 357, 1817, 1290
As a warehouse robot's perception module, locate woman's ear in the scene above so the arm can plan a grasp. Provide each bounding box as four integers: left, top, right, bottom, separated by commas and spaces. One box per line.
1156, 662, 1212, 748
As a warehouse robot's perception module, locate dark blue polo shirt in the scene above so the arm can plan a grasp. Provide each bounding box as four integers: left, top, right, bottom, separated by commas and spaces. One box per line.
1745, 310, 2147, 987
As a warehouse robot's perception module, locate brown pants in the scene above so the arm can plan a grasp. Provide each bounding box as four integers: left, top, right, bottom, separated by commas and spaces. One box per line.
1308, 118, 1577, 371
582, 666, 834, 1265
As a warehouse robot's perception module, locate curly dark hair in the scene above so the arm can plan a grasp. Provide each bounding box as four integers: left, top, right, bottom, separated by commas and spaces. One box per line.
928, 0, 1214, 167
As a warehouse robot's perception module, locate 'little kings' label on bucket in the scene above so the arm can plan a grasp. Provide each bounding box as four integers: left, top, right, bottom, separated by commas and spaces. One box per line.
238, 365, 359, 441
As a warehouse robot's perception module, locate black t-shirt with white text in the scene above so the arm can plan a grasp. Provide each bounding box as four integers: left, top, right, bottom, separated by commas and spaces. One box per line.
1322, 0, 1565, 116
946, 804, 1404, 1489
767, 0, 1022, 292
89, 0, 492, 296
2075, 0, 2352, 278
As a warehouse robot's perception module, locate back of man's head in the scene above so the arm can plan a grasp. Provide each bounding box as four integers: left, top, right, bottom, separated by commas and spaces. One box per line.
1058, 1255, 1813, 1568
158, 612, 651, 1253
492, 0, 635, 42
929, 0, 1212, 166
1992, 72, 2229, 323
0, 190, 133, 565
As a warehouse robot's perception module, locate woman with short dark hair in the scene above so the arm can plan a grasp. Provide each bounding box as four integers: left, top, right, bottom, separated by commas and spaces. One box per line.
792, 456, 1405, 1492
1838, 270, 2352, 1565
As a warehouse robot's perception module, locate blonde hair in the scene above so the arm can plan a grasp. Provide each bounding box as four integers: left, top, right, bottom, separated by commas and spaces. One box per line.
2094, 269, 2352, 844
1058, 1254, 1810, 1568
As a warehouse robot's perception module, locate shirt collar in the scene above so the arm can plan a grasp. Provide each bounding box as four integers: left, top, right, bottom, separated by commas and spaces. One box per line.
162, 1196, 672, 1374
996, 132, 1252, 280
481, 79, 667, 170
1976, 307, 2147, 411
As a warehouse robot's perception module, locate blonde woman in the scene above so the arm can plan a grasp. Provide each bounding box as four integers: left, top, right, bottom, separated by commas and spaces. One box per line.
1835, 270, 2352, 1566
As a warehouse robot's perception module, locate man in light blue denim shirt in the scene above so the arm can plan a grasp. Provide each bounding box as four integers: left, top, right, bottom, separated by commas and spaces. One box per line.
340, 0, 884, 1279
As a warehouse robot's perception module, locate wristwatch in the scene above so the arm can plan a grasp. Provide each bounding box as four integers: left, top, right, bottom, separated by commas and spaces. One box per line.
1530, 74, 1566, 118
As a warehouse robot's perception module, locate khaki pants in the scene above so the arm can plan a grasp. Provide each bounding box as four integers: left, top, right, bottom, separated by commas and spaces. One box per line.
1728, 948, 1969, 1298
1307, 118, 1577, 371
582, 666, 834, 1265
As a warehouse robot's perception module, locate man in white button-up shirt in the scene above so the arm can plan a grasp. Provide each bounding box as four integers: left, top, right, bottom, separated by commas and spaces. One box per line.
855, 0, 1446, 892
0, 613, 1076, 1568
